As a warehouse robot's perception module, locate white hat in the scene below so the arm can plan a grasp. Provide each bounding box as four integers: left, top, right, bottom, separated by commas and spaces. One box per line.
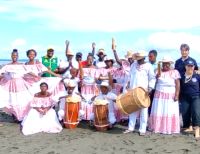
135, 51, 147, 60
104, 56, 115, 63
97, 49, 106, 56
159, 56, 174, 63
100, 81, 109, 87
66, 80, 76, 87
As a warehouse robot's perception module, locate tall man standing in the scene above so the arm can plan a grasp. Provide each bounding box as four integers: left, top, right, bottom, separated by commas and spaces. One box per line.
124, 51, 156, 135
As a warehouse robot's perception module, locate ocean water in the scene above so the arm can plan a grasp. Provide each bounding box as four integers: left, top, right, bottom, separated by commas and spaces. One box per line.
0, 59, 35, 65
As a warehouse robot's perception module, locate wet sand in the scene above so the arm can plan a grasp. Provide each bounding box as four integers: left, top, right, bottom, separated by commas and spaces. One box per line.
0, 112, 200, 154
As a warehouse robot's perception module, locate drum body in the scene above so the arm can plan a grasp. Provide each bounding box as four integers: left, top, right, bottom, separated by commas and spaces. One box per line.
64, 96, 80, 129
116, 87, 150, 115
94, 104, 109, 131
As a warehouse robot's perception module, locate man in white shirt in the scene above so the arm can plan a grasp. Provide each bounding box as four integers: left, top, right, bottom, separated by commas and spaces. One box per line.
58, 49, 79, 78
95, 49, 107, 68
124, 51, 156, 135
91, 81, 117, 127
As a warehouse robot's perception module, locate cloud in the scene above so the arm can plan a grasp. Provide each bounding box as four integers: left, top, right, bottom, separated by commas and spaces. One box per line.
11, 38, 26, 48
130, 32, 200, 61
0, 6, 9, 12
1, 0, 200, 32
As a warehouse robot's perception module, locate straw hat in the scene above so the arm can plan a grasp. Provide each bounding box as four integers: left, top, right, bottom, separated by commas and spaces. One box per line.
47, 48, 54, 52
134, 51, 147, 60
159, 56, 174, 63
125, 50, 133, 59
97, 49, 106, 56
66, 48, 74, 56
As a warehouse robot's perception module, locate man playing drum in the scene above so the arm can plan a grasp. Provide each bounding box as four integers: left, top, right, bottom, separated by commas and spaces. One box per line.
91, 81, 117, 128
58, 80, 82, 123
124, 51, 156, 136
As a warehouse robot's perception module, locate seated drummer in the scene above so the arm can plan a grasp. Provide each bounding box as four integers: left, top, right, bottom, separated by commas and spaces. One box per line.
62, 68, 80, 93
91, 81, 117, 128
58, 80, 82, 123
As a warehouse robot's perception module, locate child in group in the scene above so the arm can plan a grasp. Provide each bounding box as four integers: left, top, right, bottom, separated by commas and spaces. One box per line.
91, 81, 117, 128
58, 80, 82, 123
62, 68, 80, 93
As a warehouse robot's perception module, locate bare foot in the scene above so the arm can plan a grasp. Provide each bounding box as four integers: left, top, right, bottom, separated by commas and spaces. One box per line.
184, 126, 193, 132
0, 123, 3, 127
195, 127, 200, 139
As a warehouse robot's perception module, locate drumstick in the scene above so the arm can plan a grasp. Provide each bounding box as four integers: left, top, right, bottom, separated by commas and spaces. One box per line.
75, 92, 86, 101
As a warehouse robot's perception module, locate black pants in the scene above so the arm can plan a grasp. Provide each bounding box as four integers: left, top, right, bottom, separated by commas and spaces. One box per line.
148, 90, 155, 116
181, 95, 200, 128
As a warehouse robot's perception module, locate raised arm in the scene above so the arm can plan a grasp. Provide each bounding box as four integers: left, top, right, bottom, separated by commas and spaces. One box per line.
91, 42, 96, 57
112, 38, 122, 66
113, 50, 122, 66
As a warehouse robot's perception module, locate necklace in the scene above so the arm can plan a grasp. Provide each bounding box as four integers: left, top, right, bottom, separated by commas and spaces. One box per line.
184, 73, 193, 83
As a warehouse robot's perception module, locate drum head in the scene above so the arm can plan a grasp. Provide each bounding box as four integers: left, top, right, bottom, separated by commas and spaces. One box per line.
134, 87, 150, 108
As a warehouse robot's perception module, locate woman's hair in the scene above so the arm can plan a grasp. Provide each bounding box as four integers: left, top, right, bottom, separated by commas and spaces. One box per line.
26, 49, 37, 57
12, 49, 18, 55
40, 82, 48, 88
180, 44, 190, 51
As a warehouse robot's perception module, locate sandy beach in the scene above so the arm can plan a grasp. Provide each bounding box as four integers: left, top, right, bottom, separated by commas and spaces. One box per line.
0, 112, 200, 154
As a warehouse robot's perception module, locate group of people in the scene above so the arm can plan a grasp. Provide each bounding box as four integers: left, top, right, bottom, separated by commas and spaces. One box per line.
0, 41, 200, 140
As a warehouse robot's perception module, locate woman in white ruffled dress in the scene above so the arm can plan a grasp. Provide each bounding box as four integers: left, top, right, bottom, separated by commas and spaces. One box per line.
22, 82, 62, 135
0, 50, 33, 121
81, 54, 99, 120
149, 56, 180, 134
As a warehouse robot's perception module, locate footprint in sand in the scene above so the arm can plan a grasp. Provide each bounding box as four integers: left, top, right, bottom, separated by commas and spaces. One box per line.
11, 146, 19, 149
180, 149, 191, 154
47, 151, 55, 154
122, 140, 135, 145
144, 148, 153, 153
162, 149, 172, 153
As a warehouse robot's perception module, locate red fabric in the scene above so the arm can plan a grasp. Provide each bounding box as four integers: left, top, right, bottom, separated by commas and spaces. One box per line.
79, 61, 88, 68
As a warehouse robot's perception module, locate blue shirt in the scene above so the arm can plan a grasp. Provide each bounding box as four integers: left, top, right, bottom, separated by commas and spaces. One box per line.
180, 73, 200, 97
175, 57, 198, 76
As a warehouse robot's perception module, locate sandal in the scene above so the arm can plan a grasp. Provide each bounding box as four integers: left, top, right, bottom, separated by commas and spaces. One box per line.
123, 129, 133, 134
139, 132, 146, 136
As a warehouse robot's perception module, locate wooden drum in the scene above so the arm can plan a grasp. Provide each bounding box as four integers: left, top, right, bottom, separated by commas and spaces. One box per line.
64, 96, 81, 129
116, 87, 150, 115
93, 99, 109, 131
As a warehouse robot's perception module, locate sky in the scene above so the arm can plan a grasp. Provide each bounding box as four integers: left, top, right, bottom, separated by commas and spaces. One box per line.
0, 0, 200, 62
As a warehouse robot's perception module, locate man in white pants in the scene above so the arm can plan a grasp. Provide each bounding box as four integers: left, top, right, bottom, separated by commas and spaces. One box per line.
124, 51, 156, 135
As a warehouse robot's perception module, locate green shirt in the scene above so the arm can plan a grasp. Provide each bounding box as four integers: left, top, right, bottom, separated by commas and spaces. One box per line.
42, 56, 58, 77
